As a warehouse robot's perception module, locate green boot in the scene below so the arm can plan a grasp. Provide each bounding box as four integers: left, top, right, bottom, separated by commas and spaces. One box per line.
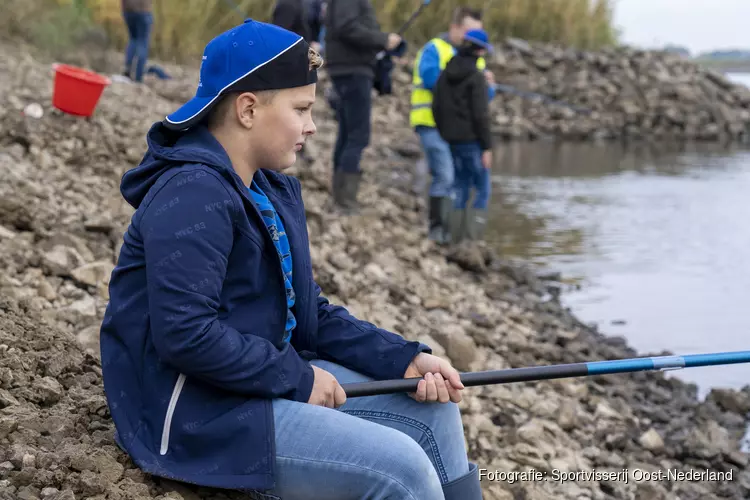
336, 171, 362, 216
331, 170, 344, 205
428, 196, 452, 244
447, 209, 467, 244
466, 208, 488, 241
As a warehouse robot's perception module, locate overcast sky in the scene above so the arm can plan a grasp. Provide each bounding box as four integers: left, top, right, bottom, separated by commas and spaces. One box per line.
613, 0, 750, 54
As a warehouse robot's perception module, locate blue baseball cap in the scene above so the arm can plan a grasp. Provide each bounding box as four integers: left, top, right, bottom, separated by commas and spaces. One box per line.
163, 19, 318, 131
463, 29, 493, 53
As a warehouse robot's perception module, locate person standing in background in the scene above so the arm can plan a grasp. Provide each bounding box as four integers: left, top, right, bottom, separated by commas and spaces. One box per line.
121, 0, 153, 83
324, 0, 402, 215
432, 29, 494, 244
305, 0, 325, 52
272, 0, 323, 51
410, 7, 496, 243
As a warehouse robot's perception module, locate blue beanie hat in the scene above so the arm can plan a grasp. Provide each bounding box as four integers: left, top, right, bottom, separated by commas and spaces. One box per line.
463, 29, 493, 52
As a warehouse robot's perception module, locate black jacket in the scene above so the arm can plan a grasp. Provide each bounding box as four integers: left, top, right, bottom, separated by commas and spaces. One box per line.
272, 0, 316, 42
432, 53, 493, 151
324, 0, 389, 78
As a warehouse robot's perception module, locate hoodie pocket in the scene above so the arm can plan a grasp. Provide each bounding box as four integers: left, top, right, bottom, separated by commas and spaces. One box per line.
160, 373, 186, 455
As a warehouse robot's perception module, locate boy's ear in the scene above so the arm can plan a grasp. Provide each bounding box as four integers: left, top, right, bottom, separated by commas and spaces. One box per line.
235, 92, 260, 129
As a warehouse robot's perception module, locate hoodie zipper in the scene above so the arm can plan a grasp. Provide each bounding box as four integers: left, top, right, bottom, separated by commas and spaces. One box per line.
160, 373, 186, 455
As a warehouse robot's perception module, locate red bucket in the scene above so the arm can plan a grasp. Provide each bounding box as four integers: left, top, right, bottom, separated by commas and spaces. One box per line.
51, 64, 111, 117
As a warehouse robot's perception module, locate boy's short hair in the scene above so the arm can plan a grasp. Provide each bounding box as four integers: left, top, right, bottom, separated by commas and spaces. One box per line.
308, 46, 324, 71
451, 7, 482, 25
163, 19, 321, 131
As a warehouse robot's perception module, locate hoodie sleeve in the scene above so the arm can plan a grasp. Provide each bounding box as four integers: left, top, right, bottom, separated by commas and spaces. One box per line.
285, 176, 432, 380
431, 72, 446, 136
314, 282, 433, 381
328, 0, 389, 50
140, 168, 314, 403
470, 72, 493, 151
418, 42, 441, 91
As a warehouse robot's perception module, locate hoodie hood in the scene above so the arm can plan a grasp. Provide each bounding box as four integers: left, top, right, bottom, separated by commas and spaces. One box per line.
120, 122, 238, 209
444, 53, 480, 84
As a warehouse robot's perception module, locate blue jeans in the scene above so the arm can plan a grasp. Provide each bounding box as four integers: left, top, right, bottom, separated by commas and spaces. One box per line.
263, 359, 470, 499
416, 126, 454, 198
332, 74, 372, 174
451, 142, 491, 210
123, 11, 153, 82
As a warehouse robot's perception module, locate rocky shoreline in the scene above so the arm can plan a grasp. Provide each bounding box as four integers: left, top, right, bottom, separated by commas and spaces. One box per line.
381, 38, 750, 143
1, 41, 750, 499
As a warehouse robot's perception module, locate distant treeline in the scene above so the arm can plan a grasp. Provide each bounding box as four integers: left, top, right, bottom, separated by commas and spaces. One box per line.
6, 0, 618, 62
661, 44, 750, 62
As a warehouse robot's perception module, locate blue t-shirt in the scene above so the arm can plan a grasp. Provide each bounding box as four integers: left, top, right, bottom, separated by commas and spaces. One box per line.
248, 181, 296, 343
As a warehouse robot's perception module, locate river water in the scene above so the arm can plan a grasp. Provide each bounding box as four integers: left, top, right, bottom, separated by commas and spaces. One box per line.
487, 73, 750, 400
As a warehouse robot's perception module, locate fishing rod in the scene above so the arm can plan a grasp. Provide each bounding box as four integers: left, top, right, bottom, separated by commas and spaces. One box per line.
376, 0, 432, 61
341, 350, 750, 398
494, 83, 592, 115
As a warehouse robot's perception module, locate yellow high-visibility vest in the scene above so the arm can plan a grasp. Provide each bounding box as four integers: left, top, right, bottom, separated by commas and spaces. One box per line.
410, 37, 486, 128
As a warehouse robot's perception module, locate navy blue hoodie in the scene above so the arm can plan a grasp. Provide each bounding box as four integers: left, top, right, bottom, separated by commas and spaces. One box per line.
100, 121, 431, 491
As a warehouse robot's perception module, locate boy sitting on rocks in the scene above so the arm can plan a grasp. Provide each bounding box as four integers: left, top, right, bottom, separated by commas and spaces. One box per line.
100, 18, 482, 500
432, 29, 494, 244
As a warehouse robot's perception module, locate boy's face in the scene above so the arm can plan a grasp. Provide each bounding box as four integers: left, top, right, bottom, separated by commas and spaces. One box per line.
248, 83, 317, 172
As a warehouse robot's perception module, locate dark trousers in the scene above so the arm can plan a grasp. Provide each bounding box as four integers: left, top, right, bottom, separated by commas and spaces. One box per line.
123, 11, 153, 82
331, 74, 372, 174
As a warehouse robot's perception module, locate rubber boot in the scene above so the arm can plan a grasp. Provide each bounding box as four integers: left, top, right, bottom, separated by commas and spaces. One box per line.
428, 196, 451, 244
331, 170, 344, 205
466, 208, 488, 241
442, 462, 483, 499
448, 209, 467, 244
336, 171, 361, 216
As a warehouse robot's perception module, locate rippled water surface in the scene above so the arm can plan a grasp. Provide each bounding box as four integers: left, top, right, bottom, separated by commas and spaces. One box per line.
486, 73, 750, 398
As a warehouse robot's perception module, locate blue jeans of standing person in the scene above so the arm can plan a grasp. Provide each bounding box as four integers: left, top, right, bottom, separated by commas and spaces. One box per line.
331, 74, 372, 174
260, 359, 477, 499
123, 11, 153, 83
416, 126, 455, 198
451, 142, 491, 209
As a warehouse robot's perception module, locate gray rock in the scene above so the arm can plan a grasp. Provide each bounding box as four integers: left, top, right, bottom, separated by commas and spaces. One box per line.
638, 428, 665, 452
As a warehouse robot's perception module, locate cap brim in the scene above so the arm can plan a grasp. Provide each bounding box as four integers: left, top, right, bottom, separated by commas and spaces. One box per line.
163, 93, 221, 131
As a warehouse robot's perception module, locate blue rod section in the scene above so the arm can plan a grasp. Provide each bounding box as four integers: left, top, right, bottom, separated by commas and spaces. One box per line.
683, 351, 750, 367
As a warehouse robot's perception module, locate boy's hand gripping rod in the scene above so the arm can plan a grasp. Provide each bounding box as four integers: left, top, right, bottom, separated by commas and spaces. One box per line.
341, 350, 750, 398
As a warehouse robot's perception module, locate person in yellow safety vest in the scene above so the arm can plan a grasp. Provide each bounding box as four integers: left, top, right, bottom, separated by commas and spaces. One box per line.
410, 7, 496, 244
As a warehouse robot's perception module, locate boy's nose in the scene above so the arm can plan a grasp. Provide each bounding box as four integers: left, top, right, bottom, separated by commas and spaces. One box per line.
304, 118, 317, 136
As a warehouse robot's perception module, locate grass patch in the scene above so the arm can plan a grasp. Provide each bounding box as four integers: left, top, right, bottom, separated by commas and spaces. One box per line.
9, 0, 618, 63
